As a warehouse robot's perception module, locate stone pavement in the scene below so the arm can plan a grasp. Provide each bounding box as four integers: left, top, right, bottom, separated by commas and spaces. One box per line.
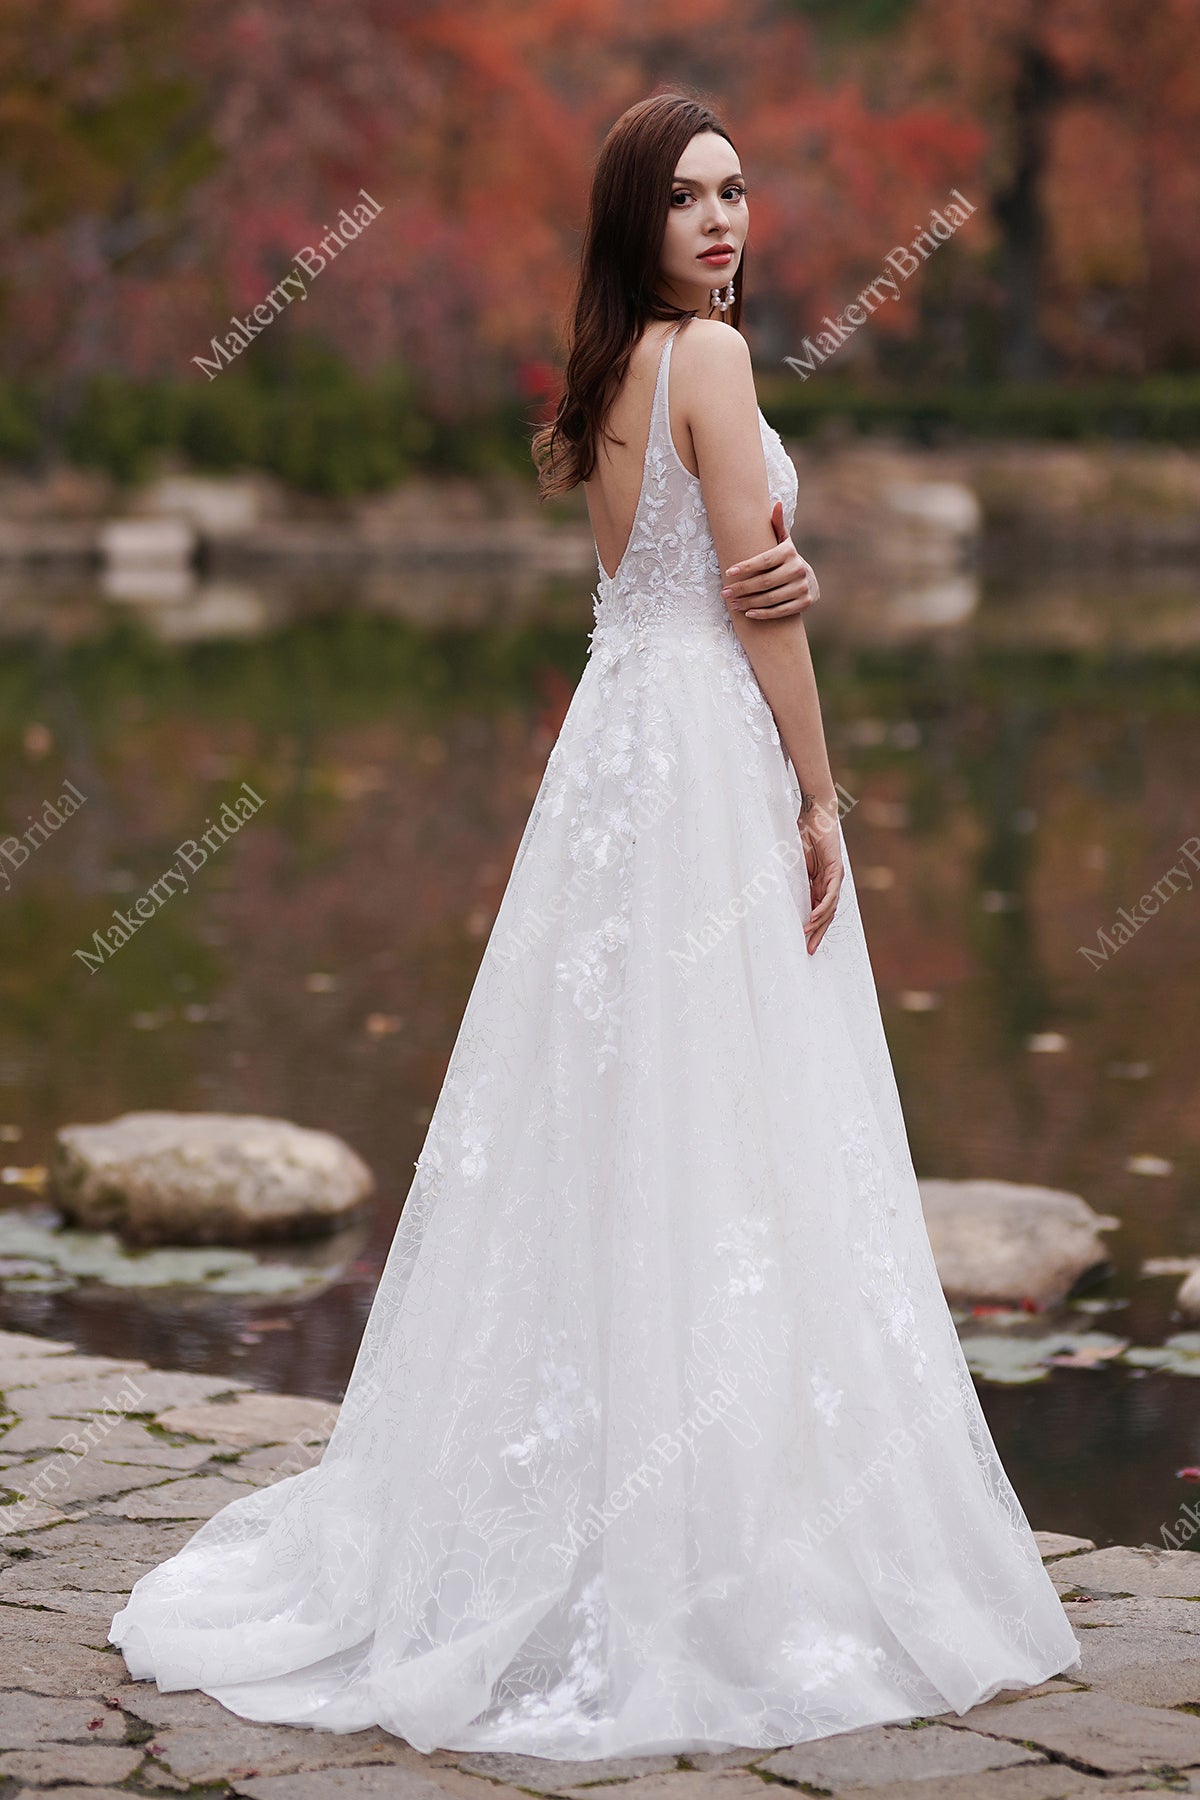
2, 1324, 1200, 1798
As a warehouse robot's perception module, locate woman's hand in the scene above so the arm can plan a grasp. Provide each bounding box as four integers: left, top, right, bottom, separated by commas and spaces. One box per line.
721, 500, 820, 621
801, 800, 844, 954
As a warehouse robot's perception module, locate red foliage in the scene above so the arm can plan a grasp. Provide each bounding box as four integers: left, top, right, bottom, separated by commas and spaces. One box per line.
0, 0, 990, 395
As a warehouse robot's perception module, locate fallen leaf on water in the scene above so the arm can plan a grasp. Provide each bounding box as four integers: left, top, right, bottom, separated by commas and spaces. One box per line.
1044, 1337, 1129, 1369
962, 1331, 1131, 1385
0, 1166, 46, 1190
1126, 1154, 1174, 1177
967, 1300, 1042, 1322
130, 1009, 173, 1031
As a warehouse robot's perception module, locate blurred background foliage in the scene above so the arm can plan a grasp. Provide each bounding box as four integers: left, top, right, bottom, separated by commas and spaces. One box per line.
1, 0, 1197, 491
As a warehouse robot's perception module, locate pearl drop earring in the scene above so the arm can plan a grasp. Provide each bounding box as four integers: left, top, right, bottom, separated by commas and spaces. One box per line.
711, 278, 735, 313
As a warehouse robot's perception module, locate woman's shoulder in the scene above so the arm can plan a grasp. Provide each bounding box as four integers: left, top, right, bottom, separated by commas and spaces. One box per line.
670, 319, 757, 411
672, 317, 753, 377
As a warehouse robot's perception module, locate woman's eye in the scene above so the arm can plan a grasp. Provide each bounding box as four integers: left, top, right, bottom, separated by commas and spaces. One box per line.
671, 186, 747, 205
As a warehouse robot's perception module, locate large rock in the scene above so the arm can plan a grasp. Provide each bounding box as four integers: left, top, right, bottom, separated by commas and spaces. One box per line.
50, 1111, 375, 1246
98, 516, 196, 566
1175, 1265, 1200, 1321
917, 1177, 1119, 1308
136, 473, 272, 539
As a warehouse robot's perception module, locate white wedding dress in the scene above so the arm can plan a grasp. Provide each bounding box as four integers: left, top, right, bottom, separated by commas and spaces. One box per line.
109, 319, 1082, 1758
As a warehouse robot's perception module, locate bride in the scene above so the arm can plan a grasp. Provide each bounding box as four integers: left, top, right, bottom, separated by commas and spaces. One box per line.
108, 90, 1083, 1759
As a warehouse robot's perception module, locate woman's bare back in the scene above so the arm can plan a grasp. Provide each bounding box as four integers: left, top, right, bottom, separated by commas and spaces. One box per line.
584, 320, 701, 583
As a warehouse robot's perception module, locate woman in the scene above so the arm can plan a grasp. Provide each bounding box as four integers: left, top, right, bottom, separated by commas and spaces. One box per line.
109, 91, 1082, 1759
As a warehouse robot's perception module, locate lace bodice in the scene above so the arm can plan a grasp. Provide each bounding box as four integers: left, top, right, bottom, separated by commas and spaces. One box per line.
591, 320, 799, 644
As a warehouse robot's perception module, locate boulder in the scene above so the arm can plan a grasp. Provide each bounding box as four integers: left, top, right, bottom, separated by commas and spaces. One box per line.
136, 473, 270, 539
50, 1112, 375, 1246
1176, 1266, 1200, 1321
98, 516, 196, 567
917, 1177, 1119, 1309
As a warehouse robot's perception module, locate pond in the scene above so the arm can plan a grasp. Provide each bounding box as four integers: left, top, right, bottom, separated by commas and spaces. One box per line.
0, 550, 1197, 1554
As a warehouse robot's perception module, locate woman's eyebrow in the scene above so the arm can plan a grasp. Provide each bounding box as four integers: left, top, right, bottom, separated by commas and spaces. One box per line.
671, 172, 745, 187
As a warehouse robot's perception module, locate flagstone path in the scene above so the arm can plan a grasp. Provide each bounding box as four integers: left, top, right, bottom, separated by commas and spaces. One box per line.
2, 1326, 1199, 1798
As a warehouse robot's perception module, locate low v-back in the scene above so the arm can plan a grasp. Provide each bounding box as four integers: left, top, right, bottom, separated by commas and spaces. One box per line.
593, 323, 697, 584
590, 319, 799, 642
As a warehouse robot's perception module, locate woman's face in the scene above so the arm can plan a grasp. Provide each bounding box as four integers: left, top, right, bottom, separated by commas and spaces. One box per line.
657, 130, 748, 316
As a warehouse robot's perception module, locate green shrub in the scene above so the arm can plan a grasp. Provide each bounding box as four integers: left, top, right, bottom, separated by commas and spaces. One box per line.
9, 352, 1200, 496
756, 374, 1200, 444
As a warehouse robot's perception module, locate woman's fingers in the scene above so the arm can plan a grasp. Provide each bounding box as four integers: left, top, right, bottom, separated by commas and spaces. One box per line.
807, 917, 835, 953
805, 887, 839, 931
731, 570, 815, 607
802, 847, 843, 953
722, 545, 788, 595
725, 558, 819, 608
805, 906, 838, 953
745, 587, 817, 619
743, 578, 818, 617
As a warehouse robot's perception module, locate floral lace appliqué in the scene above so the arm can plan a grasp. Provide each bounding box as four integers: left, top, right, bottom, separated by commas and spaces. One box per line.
840, 1115, 929, 1385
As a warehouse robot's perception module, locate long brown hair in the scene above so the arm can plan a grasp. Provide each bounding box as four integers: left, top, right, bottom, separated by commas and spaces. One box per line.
531, 92, 745, 501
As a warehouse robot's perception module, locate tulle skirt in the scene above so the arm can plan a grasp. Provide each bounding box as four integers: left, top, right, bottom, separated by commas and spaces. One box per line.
109, 612, 1082, 1756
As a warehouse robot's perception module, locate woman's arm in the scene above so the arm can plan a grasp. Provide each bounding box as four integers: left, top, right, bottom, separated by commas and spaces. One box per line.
677, 320, 839, 820
724, 499, 820, 620
678, 319, 845, 951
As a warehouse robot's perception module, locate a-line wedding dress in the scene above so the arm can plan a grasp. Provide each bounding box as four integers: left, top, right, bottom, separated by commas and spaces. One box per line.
109, 318, 1082, 1757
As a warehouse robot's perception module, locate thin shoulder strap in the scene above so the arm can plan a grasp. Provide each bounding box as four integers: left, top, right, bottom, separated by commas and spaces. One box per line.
647, 319, 686, 451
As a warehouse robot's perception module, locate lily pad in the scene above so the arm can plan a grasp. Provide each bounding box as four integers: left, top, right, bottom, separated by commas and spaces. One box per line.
961, 1331, 1130, 1385
207, 1262, 331, 1295
0, 1209, 330, 1293
1121, 1333, 1200, 1375
960, 1336, 1055, 1384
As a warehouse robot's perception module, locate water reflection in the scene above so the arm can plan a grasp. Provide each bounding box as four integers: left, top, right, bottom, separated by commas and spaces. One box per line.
0, 553, 1197, 1549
